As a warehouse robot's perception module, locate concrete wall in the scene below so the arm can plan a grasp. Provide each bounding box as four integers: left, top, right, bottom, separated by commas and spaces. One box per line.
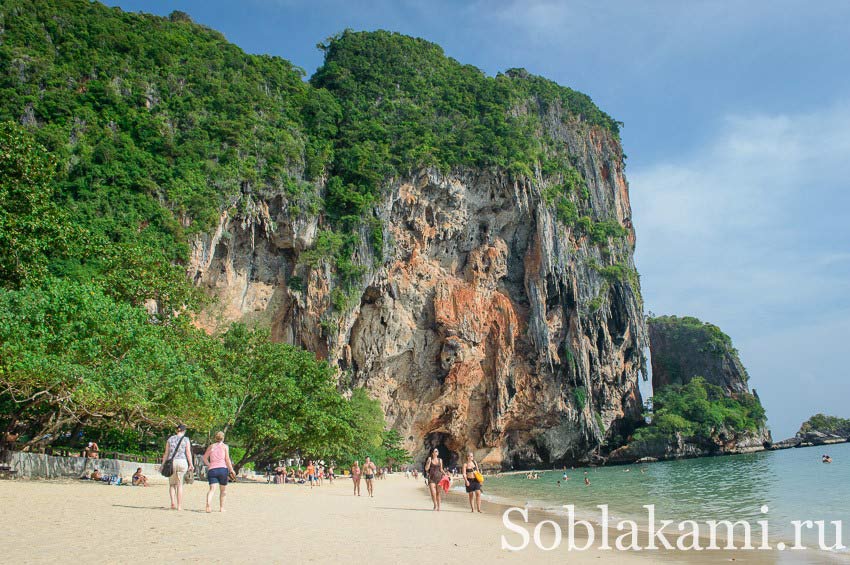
5, 452, 181, 484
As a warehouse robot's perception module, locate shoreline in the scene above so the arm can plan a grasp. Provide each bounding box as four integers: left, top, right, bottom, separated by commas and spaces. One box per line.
0, 476, 845, 563
439, 479, 848, 564
489, 437, 850, 476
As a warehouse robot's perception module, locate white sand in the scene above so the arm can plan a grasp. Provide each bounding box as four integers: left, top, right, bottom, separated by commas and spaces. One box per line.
0, 476, 828, 563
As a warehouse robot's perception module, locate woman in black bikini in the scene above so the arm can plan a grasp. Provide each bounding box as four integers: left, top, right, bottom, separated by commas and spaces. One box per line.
425, 448, 444, 511
462, 452, 482, 513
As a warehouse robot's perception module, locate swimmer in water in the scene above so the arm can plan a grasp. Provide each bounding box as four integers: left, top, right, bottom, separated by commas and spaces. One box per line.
584, 477, 591, 486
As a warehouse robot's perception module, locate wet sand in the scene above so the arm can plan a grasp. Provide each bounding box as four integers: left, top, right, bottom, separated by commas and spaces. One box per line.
0, 476, 838, 563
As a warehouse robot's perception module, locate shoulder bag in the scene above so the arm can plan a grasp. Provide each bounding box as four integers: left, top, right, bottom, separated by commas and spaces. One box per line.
160, 435, 185, 478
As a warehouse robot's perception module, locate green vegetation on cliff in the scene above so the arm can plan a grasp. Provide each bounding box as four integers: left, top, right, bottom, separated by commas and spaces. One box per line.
635, 377, 766, 442
313, 30, 619, 228
0, 0, 625, 463
0, 125, 400, 468
650, 315, 734, 355
799, 414, 850, 437
1, 1, 624, 299
648, 314, 745, 388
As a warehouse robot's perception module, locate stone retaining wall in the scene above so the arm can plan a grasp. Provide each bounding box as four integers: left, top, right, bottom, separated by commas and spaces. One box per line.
4, 451, 184, 484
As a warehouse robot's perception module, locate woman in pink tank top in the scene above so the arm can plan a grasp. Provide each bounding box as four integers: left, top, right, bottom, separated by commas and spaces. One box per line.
202, 431, 235, 513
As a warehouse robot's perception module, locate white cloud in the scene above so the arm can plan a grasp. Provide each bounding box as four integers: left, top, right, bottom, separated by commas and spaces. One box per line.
630, 102, 850, 438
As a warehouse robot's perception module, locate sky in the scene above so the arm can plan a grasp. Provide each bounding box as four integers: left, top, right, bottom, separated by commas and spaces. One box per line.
108, 0, 850, 439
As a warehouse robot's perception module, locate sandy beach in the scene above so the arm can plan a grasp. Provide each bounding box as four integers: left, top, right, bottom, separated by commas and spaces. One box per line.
3, 475, 840, 564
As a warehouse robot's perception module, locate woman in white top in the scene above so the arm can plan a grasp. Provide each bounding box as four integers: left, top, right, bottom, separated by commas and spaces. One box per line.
162, 424, 194, 511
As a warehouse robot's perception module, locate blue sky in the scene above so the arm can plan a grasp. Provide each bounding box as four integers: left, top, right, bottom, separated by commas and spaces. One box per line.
109, 0, 850, 439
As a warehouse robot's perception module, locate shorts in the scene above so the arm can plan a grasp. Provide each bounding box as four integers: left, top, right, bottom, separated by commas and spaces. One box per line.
364, 474, 374, 480
465, 478, 481, 493
169, 460, 188, 485
207, 467, 229, 486
308, 474, 316, 482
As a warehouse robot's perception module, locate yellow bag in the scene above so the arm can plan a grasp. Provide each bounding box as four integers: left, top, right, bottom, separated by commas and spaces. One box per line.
473, 470, 484, 483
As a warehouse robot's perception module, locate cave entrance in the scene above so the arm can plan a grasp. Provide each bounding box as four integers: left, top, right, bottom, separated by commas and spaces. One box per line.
423, 432, 459, 471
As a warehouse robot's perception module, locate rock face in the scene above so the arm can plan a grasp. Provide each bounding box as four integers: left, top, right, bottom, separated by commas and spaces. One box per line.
648, 316, 749, 394
188, 120, 647, 469
608, 426, 769, 464
771, 414, 850, 450
608, 315, 770, 464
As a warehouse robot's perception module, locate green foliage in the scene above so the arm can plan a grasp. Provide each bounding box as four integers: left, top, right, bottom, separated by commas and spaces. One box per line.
588, 281, 609, 313
573, 386, 588, 411
0, 123, 71, 288
0, 3, 625, 321
312, 29, 619, 226
0, 0, 311, 276
299, 229, 366, 311
286, 275, 304, 292
0, 279, 219, 446
374, 428, 413, 467
213, 324, 361, 469
649, 315, 734, 355
634, 377, 766, 443
540, 171, 626, 248
0, 3, 625, 464
594, 411, 605, 433
799, 414, 850, 436
594, 262, 639, 287
588, 220, 628, 244
346, 388, 385, 455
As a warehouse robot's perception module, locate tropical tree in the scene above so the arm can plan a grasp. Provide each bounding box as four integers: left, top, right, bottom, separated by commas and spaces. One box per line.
0, 279, 219, 451
0, 123, 70, 288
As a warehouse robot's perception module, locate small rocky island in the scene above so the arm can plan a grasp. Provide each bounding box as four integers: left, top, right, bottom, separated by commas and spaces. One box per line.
608, 315, 770, 463
771, 414, 850, 450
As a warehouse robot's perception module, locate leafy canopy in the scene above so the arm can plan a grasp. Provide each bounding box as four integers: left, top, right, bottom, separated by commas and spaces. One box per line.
634, 377, 766, 442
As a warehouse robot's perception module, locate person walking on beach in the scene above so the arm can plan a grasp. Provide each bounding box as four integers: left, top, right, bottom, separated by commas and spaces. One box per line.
363, 456, 377, 497
306, 460, 317, 488
351, 460, 362, 496
462, 452, 483, 513
202, 431, 235, 513
425, 448, 444, 511
162, 424, 194, 511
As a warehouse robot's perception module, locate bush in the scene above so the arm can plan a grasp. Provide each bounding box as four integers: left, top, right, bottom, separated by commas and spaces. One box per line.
635, 377, 766, 442
573, 386, 588, 411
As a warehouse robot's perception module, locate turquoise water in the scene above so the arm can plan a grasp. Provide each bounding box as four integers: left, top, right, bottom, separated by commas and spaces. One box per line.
474, 442, 849, 548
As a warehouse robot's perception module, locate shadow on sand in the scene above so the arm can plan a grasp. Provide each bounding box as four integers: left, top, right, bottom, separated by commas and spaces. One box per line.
112, 504, 207, 514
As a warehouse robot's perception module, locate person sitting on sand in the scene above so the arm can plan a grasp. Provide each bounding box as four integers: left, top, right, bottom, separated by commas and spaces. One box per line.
462, 452, 483, 513
91, 468, 102, 481
425, 448, 444, 511
363, 456, 377, 497
132, 468, 148, 487
351, 461, 362, 496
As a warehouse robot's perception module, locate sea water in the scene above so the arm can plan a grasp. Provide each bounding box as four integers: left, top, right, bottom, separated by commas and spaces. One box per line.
474, 442, 849, 550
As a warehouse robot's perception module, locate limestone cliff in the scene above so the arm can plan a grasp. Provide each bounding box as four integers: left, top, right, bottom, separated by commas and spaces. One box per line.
609, 315, 770, 463
649, 315, 750, 394
188, 120, 647, 469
